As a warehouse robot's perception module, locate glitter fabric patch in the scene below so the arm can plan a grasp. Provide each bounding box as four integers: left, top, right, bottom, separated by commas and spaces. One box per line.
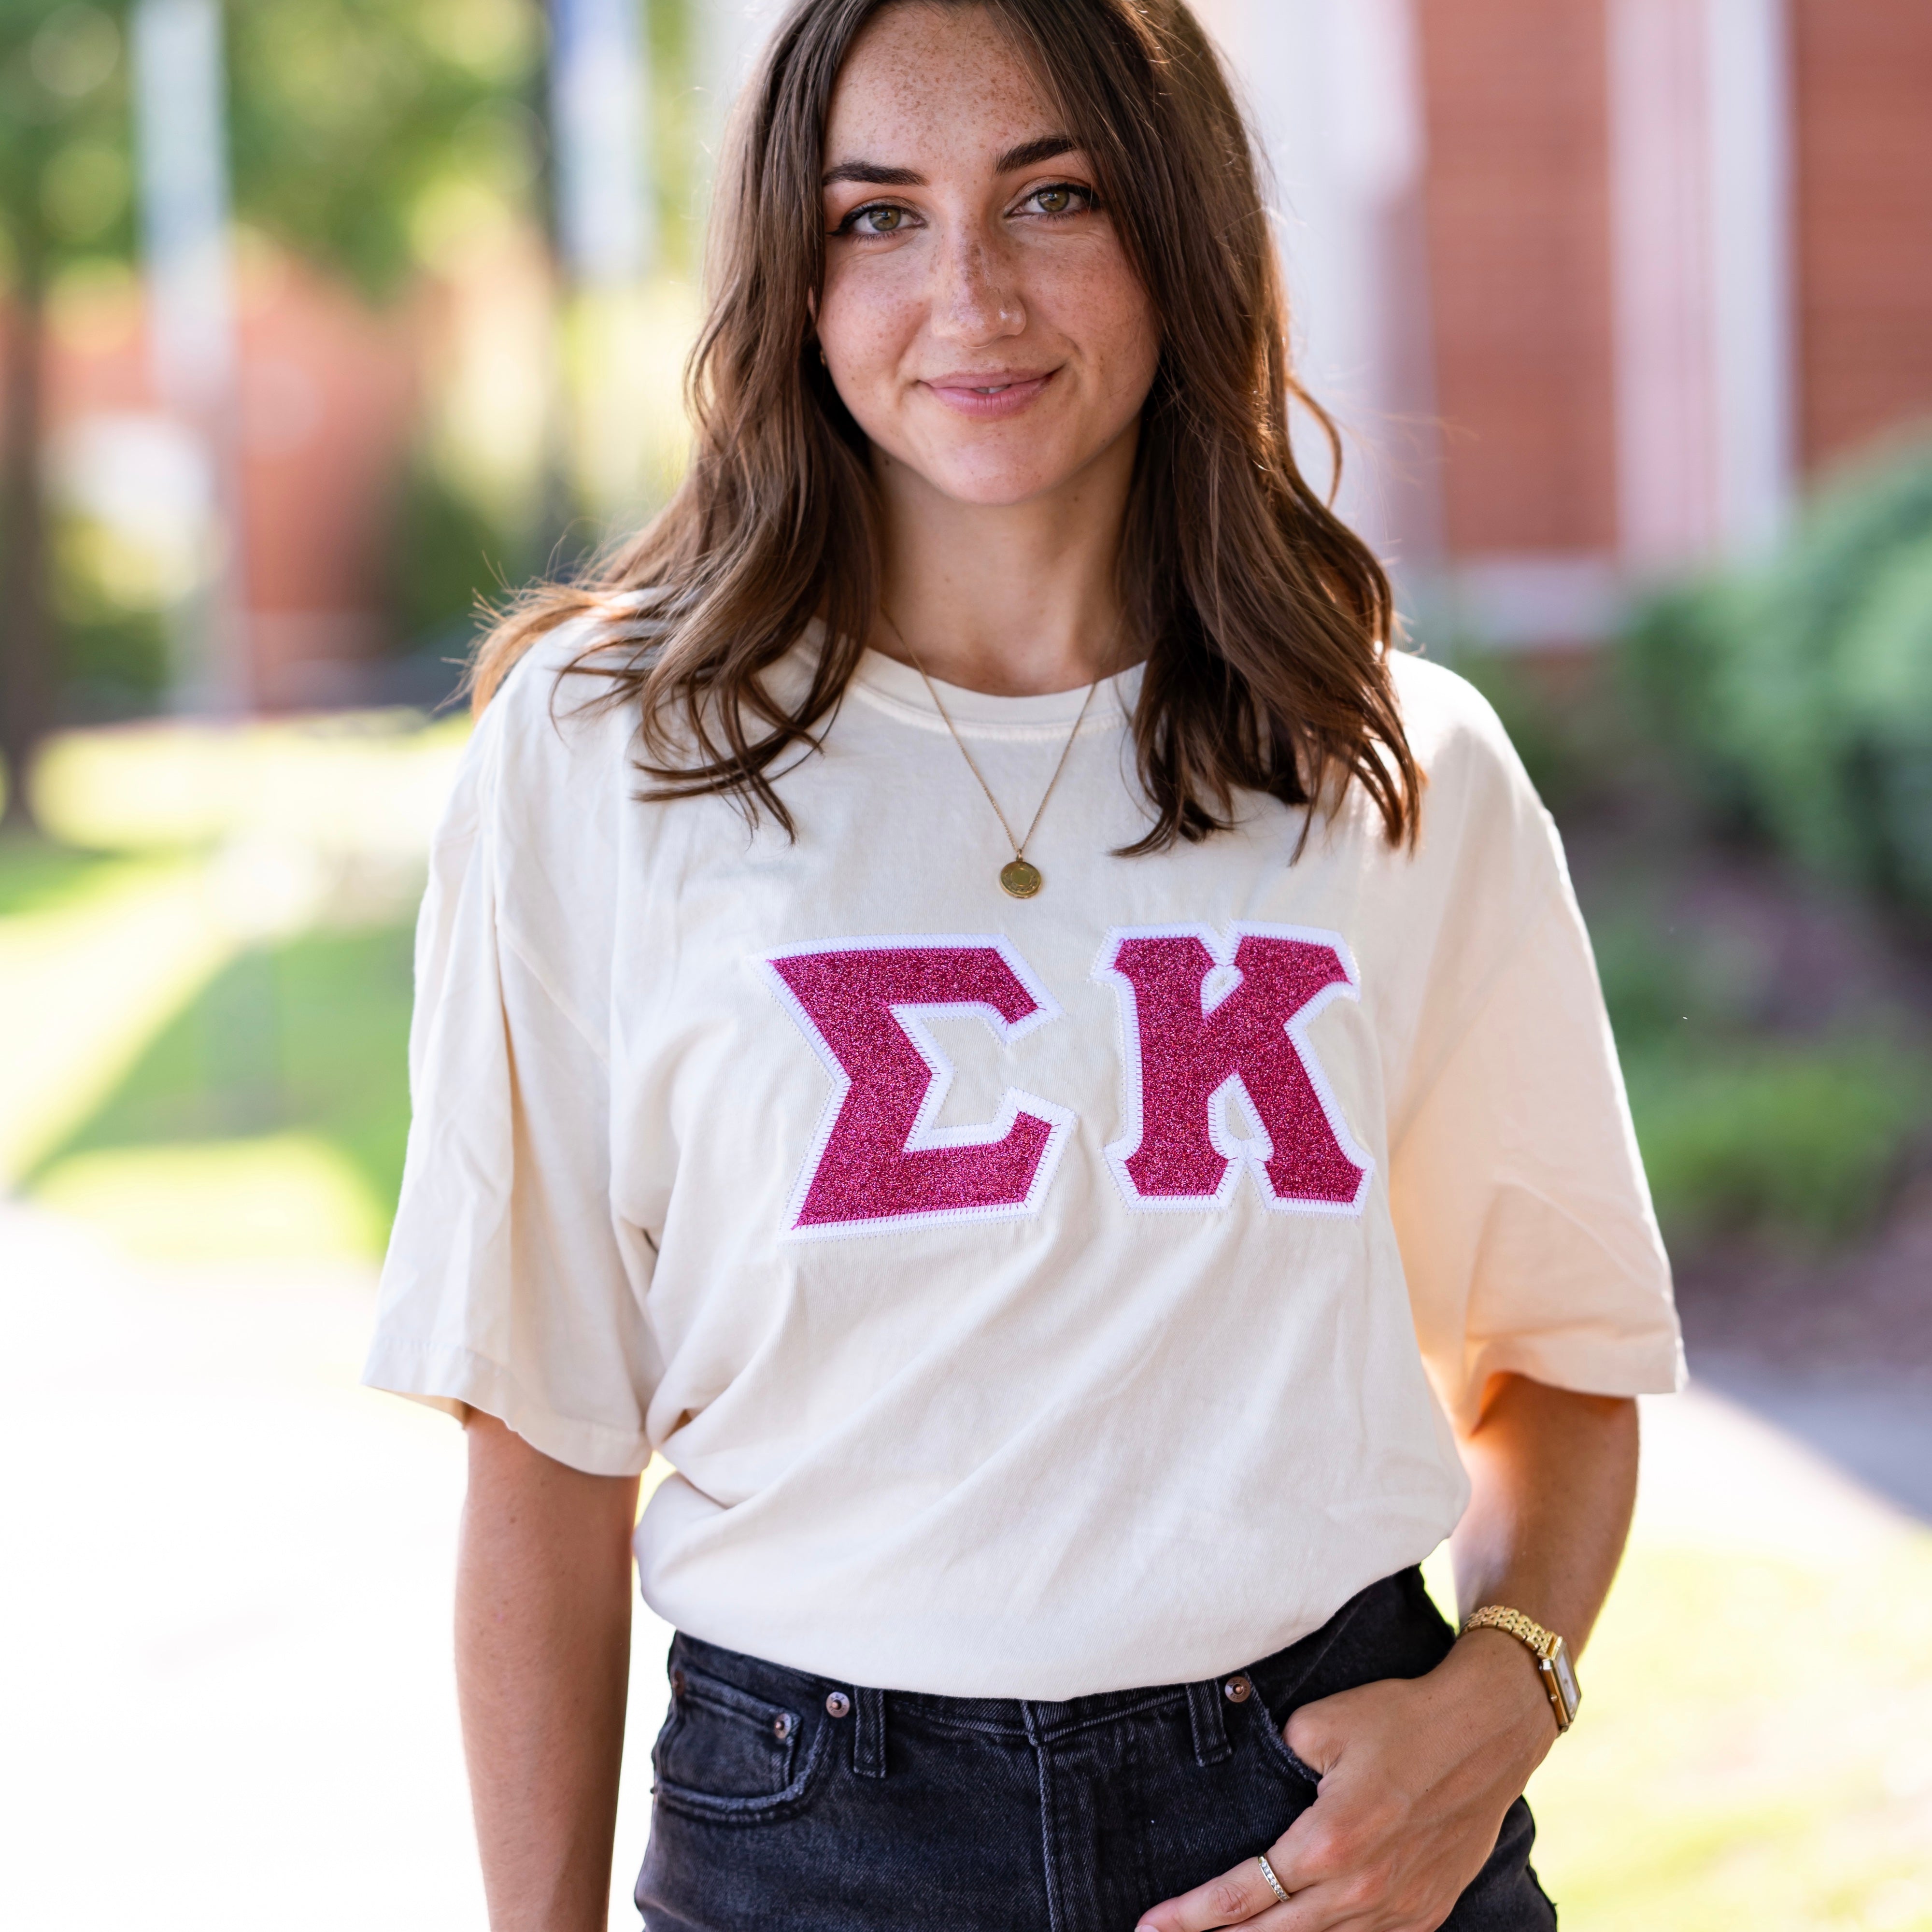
1093, 923, 1373, 1215
763, 936, 1076, 1240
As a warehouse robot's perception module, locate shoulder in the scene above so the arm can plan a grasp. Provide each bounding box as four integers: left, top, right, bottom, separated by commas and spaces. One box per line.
484, 614, 642, 760
1386, 650, 1548, 846
420, 615, 649, 1008
1374, 652, 1566, 936
1388, 651, 1519, 786
427, 613, 645, 936
460, 614, 645, 833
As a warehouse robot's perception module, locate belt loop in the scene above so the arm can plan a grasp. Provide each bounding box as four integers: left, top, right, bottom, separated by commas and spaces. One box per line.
852, 1686, 888, 1778
1186, 1678, 1231, 1767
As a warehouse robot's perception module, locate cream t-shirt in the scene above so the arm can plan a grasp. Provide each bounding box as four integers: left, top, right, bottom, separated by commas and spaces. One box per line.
364, 625, 1681, 1699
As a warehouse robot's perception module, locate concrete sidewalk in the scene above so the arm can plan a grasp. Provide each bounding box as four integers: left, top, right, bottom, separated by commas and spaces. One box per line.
0, 1205, 667, 1932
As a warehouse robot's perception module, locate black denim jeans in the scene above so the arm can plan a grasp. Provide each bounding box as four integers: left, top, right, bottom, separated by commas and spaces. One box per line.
635, 1568, 1556, 1932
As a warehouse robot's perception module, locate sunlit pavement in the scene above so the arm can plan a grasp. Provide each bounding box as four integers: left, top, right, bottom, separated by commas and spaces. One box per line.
5, 1196, 1929, 1932
0, 1203, 668, 1932
1691, 1353, 1932, 1521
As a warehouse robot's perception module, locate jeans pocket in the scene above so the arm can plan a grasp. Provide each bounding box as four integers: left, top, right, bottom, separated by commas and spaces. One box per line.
652, 1662, 834, 1824
1240, 1690, 1323, 1790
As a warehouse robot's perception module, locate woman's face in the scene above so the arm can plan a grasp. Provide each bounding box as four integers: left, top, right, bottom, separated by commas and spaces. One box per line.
816, 3, 1161, 510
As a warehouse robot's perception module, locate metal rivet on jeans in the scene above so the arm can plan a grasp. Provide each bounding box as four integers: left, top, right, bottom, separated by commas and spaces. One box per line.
670, 1669, 686, 1698
773, 1713, 794, 1741
825, 1691, 852, 1719
1223, 1674, 1253, 1703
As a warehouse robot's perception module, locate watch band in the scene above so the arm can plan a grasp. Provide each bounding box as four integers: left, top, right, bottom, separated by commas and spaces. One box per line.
1461, 1604, 1580, 1732
1462, 1604, 1556, 1652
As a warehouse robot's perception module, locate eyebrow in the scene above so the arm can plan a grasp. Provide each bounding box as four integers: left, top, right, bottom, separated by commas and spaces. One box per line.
821, 135, 1078, 189
996, 135, 1077, 174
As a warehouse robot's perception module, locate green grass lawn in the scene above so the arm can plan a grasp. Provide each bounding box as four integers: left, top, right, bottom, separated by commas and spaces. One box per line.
1529, 1536, 1932, 1932
0, 832, 157, 917
29, 918, 416, 1260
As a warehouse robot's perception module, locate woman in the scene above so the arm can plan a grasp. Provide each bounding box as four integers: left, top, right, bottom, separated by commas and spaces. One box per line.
366, 2, 1681, 1928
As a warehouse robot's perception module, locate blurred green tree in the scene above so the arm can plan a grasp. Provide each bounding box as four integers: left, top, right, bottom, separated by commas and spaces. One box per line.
225, 0, 544, 304
0, 1, 135, 824
0, 0, 544, 823
224, 0, 548, 672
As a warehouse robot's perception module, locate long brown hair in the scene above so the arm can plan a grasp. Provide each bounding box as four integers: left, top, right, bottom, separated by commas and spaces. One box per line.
472, 0, 1421, 852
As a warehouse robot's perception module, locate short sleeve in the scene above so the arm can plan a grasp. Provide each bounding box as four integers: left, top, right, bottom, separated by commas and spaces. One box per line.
1388, 872, 1684, 1433
361, 663, 661, 1476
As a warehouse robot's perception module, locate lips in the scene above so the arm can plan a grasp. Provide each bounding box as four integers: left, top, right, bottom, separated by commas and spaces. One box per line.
922, 369, 1058, 420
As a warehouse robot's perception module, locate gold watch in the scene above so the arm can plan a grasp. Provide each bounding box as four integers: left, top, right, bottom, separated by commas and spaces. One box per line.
1461, 1605, 1581, 1733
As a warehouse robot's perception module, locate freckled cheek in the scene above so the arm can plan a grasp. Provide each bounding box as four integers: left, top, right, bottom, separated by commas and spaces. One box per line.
820, 265, 928, 398
1028, 257, 1161, 403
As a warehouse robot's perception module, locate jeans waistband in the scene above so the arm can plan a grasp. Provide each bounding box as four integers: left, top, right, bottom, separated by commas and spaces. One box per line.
666, 1566, 1415, 1779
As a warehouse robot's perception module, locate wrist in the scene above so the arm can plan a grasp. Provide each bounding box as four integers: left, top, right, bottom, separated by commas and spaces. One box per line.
1459, 1601, 1582, 1736
1442, 1627, 1563, 1760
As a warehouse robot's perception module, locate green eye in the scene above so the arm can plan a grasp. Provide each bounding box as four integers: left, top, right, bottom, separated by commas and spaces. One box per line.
1036, 186, 1072, 214
864, 205, 904, 232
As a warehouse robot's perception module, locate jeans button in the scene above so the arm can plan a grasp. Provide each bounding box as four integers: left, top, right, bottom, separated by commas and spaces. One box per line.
825, 1691, 852, 1719
1223, 1674, 1253, 1703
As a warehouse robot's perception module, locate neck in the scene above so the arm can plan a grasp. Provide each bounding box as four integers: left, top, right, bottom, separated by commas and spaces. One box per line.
868, 426, 1138, 696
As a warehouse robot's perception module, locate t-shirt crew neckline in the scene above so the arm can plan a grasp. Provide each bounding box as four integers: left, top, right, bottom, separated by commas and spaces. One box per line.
849, 645, 1141, 739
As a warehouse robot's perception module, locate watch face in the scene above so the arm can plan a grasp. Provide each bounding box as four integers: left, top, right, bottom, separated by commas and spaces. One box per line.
1551, 1642, 1581, 1716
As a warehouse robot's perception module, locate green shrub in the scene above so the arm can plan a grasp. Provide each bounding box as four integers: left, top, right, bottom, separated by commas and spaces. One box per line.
1589, 906, 1762, 1051
1587, 891, 1929, 1248
1622, 434, 1932, 910
1623, 1037, 1927, 1245
387, 458, 537, 657
1446, 650, 1601, 816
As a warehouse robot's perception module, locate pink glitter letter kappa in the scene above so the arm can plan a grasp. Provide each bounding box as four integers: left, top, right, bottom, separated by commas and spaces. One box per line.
1094, 924, 1373, 1214
763, 937, 1075, 1238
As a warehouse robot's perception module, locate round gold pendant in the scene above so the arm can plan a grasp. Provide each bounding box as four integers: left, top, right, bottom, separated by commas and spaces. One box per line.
999, 859, 1043, 899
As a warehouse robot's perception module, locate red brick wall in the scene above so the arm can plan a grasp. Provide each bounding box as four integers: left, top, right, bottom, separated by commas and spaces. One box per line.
44, 253, 414, 710
1417, 0, 1618, 554
1792, 0, 1932, 469
232, 255, 415, 706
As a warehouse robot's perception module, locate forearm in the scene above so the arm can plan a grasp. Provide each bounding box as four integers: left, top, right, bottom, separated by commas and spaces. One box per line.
456, 1411, 641, 1932
1450, 1372, 1639, 1655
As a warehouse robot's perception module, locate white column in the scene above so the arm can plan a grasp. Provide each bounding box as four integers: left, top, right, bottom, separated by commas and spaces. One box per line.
549, 1, 671, 517
1199, 0, 1440, 575
1705, 0, 1794, 554
131, 0, 248, 713
550, 0, 655, 286
1609, 0, 1794, 571
1608, 0, 1719, 571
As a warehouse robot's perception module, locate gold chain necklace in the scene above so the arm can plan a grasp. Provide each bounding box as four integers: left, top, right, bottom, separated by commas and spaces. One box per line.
883, 614, 1104, 900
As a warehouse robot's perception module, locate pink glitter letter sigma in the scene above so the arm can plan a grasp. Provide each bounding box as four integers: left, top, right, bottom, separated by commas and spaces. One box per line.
1094, 924, 1372, 1215
763, 937, 1075, 1239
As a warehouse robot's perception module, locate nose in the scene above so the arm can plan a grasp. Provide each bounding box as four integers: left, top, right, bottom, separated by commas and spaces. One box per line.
929, 225, 1025, 346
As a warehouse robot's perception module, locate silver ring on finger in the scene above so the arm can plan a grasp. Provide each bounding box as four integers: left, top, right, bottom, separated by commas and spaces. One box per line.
1256, 1853, 1292, 1906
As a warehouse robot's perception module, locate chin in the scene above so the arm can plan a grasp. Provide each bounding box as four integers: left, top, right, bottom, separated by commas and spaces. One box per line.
934, 474, 1067, 508
919, 447, 1091, 509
